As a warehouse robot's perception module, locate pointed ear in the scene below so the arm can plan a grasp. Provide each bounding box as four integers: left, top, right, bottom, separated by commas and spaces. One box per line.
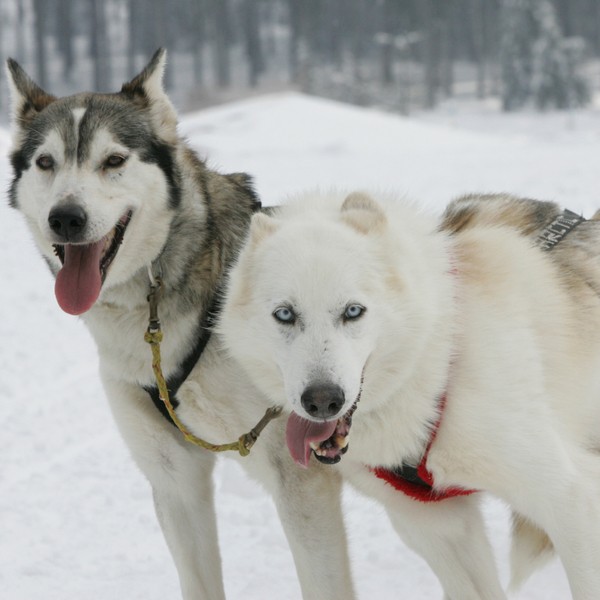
5, 58, 56, 129
120, 48, 178, 143
249, 212, 279, 248
341, 192, 386, 234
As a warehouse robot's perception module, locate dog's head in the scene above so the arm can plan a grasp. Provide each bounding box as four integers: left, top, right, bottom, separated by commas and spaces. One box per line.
7, 49, 179, 315
221, 192, 421, 466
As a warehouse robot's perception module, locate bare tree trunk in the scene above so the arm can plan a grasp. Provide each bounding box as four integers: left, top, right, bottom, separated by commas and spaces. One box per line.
127, 0, 140, 76
33, 0, 48, 88
191, 0, 207, 86
471, 0, 486, 99
90, 0, 110, 91
288, 0, 301, 83
212, 0, 232, 88
419, 0, 440, 109
243, 0, 264, 87
57, 0, 75, 82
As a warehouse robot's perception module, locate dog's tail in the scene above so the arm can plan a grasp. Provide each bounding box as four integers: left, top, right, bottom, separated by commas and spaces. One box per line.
509, 513, 555, 591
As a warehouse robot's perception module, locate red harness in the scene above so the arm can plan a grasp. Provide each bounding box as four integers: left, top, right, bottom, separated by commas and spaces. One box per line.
371, 394, 477, 502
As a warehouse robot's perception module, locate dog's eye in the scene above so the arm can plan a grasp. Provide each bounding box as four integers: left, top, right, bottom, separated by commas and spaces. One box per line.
36, 154, 54, 171
343, 304, 365, 321
273, 306, 296, 324
103, 154, 127, 169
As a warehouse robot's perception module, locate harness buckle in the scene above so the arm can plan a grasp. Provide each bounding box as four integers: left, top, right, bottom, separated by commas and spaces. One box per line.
147, 278, 163, 334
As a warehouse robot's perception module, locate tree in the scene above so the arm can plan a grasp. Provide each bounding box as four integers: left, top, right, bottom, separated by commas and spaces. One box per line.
32, 0, 48, 88
211, 0, 233, 88
56, 0, 75, 82
500, 0, 536, 111
419, 0, 442, 109
501, 0, 590, 111
531, 1, 590, 109
89, 0, 110, 91
242, 0, 264, 88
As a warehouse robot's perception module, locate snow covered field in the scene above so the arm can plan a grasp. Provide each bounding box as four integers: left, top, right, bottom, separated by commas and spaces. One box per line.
3, 92, 599, 599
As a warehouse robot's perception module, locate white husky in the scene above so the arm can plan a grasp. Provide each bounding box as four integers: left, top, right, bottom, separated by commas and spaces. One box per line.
220, 190, 600, 600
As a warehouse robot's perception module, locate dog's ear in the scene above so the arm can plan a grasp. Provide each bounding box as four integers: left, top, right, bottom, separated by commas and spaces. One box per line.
341, 192, 387, 234
120, 48, 178, 143
249, 212, 279, 248
5, 59, 56, 129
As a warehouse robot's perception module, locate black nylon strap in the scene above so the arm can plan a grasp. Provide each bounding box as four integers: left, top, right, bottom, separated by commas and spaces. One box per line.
143, 289, 223, 427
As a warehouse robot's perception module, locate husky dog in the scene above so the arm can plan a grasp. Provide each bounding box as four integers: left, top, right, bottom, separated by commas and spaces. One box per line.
6, 51, 356, 599
219, 190, 600, 600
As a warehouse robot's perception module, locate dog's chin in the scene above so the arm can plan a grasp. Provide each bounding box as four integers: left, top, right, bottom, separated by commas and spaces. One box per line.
53, 210, 133, 315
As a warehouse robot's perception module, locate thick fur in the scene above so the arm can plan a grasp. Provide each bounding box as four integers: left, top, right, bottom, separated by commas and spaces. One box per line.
7, 51, 355, 599
220, 190, 600, 600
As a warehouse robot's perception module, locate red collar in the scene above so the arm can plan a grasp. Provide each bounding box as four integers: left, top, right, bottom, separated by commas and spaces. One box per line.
371, 394, 477, 502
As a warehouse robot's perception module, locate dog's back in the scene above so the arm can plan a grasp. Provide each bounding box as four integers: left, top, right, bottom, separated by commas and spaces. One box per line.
442, 193, 600, 300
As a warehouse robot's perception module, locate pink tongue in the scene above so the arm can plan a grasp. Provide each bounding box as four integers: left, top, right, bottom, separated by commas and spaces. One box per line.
286, 412, 338, 467
54, 241, 105, 315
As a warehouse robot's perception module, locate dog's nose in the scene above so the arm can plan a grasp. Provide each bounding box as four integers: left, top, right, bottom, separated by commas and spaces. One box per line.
301, 383, 345, 419
48, 205, 88, 241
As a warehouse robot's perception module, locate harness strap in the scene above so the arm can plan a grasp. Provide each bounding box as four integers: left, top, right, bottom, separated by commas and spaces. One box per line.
372, 394, 476, 502
143, 284, 221, 426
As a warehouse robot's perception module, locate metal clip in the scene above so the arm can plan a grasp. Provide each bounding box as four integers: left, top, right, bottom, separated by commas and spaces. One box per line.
147, 278, 163, 334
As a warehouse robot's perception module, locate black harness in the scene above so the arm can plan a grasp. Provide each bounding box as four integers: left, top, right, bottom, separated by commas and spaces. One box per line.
143, 290, 223, 426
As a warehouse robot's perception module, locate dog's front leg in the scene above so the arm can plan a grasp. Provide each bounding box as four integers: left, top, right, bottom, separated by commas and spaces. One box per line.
243, 441, 356, 600
102, 378, 225, 600
275, 465, 356, 600
345, 464, 505, 600
151, 450, 223, 600
384, 493, 506, 600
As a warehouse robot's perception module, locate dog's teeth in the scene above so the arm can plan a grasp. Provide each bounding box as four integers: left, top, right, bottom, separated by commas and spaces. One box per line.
336, 435, 349, 449
309, 441, 319, 451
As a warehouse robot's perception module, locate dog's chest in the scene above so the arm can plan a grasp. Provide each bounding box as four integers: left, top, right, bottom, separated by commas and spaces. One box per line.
84, 303, 199, 387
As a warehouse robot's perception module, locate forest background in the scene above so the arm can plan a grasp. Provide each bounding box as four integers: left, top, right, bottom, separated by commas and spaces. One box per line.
0, 0, 598, 118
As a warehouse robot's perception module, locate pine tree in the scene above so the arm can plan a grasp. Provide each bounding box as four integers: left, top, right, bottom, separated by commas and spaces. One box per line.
532, 1, 590, 109
501, 0, 591, 111
500, 0, 536, 111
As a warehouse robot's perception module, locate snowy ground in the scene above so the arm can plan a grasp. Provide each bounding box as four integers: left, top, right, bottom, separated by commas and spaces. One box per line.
3, 93, 600, 599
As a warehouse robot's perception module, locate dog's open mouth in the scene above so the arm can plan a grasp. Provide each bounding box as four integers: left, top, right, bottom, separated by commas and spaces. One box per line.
53, 211, 133, 315
286, 402, 358, 467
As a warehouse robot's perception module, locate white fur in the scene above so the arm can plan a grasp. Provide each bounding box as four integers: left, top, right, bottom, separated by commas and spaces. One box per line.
220, 190, 600, 600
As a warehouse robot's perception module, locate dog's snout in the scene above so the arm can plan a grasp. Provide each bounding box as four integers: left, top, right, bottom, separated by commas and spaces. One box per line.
301, 383, 345, 419
48, 205, 88, 241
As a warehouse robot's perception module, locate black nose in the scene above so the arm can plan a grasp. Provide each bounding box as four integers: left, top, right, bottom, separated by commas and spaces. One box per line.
301, 383, 345, 419
48, 205, 88, 241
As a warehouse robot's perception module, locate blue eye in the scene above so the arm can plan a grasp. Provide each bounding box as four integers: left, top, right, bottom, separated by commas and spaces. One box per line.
273, 306, 296, 324
344, 304, 365, 321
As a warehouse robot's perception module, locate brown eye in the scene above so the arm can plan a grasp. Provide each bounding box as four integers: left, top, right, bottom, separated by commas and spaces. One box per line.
36, 154, 54, 170
104, 154, 127, 169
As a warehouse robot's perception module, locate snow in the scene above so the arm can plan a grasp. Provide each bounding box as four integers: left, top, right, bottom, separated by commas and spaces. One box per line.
3, 92, 598, 599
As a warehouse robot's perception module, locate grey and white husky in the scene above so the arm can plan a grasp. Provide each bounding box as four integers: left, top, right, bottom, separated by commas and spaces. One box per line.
6, 50, 355, 599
